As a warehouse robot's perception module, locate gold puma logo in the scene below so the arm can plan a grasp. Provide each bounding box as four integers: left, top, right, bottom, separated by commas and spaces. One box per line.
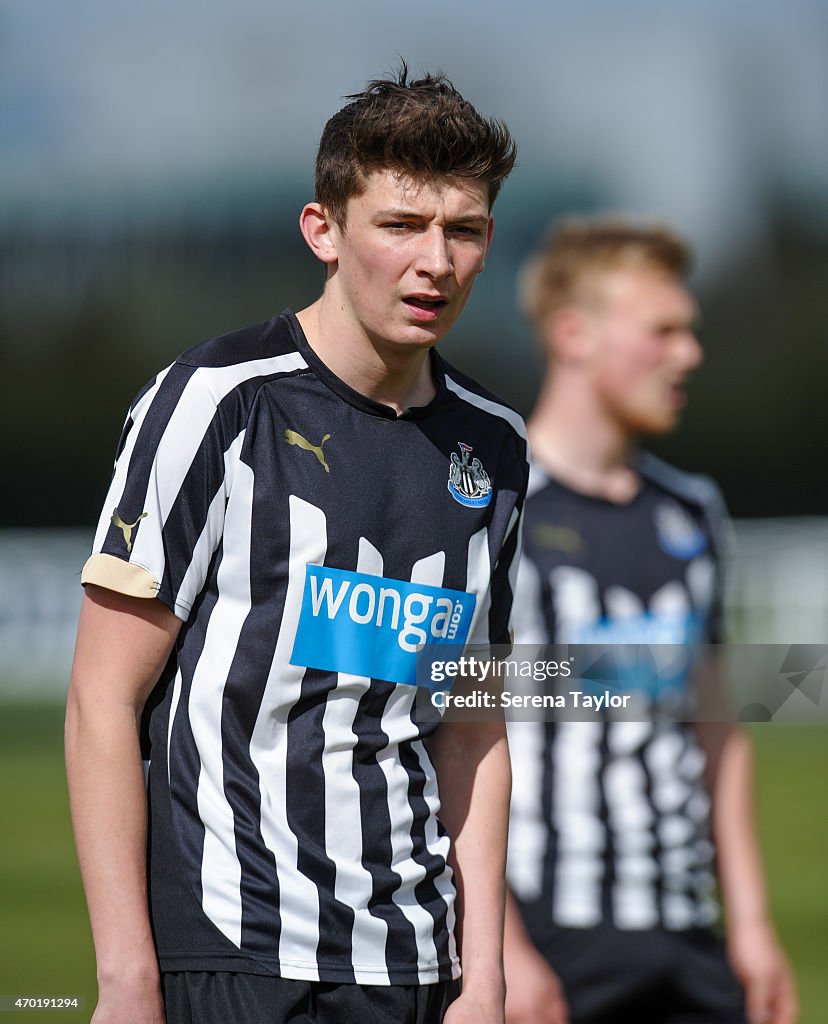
532, 523, 586, 556
111, 509, 148, 553
284, 430, 331, 473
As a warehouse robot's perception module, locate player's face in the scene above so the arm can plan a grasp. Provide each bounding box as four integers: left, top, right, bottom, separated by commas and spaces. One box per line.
330, 170, 493, 350
588, 267, 702, 435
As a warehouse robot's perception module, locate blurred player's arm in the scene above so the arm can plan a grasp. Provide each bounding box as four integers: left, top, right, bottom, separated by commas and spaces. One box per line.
65, 584, 181, 1024
430, 704, 511, 1024
503, 889, 568, 1024
695, 661, 798, 1024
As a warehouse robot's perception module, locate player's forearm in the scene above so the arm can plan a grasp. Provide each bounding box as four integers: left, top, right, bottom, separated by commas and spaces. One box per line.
503, 888, 568, 1024
65, 588, 180, 985
431, 719, 511, 997
504, 888, 536, 957
65, 687, 159, 982
701, 724, 771, 929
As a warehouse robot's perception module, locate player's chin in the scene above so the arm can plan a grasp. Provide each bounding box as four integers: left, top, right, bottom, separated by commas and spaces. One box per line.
397, 317, 454, 347
624, 405, 679, 436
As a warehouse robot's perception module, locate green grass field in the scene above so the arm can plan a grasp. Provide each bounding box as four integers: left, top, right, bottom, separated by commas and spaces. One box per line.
1, 703, 95, 1021
1, 702, 825, 1023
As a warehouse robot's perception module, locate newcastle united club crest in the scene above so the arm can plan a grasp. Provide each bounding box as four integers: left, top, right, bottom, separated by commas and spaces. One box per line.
448, 442, 493, 508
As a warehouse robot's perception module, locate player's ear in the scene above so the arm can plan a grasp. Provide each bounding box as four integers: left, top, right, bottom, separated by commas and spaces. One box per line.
548, 306, 591, 364
299, 203, 339, 265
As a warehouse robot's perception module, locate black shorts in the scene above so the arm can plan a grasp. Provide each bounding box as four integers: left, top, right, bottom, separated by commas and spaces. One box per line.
524, 919, 747, 1024
161, 971, 461, 1024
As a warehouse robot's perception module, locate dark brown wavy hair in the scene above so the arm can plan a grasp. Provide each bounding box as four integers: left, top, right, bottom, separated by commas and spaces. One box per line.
315, 63, 517, 227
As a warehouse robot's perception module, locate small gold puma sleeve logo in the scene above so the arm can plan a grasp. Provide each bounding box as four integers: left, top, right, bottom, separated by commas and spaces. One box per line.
111, 509, 148, 553
284, 430, 332, 473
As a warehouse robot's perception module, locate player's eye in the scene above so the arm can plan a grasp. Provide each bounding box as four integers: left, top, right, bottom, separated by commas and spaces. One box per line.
449, 225, 484, 237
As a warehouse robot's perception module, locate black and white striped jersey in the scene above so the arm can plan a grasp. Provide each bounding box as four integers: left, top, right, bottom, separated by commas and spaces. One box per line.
82, 309, 528, 984
507, 454, 727, 932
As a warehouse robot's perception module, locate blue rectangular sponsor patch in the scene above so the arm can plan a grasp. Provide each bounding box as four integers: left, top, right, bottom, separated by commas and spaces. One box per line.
290, 565, 477, 686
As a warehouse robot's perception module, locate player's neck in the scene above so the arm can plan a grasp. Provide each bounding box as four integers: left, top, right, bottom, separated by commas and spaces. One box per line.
528, 376, 639, 503
296, 299, 436, 415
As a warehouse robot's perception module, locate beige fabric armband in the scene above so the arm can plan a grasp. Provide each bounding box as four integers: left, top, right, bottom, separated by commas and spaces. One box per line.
81, 553, 160, 599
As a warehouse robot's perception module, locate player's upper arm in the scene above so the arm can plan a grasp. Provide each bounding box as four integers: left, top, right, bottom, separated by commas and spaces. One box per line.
69, 585, 182, 708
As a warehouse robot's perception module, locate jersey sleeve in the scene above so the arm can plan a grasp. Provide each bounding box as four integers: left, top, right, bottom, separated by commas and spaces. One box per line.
81, 360, 247, 621
636, 450, 732, 646
698, 477, 732, 645
511, 551, 552, 646
490, 505, 524, 648
485, 442, 530, 649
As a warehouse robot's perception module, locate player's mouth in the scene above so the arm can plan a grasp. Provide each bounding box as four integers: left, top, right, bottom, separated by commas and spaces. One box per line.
402, 294, 449, 321
667, 381, 688, 408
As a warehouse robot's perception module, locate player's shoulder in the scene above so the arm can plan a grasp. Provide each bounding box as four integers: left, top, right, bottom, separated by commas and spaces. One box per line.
636, 450, 730, 553
636, 450, 724, 513
126, 311, 308, 425
175, 310, 302, 369
438, 355, 527, 444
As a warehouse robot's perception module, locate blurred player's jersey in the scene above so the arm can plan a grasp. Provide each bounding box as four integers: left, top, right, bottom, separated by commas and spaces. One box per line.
82, 310, 528, 983
507, 455, 728, 931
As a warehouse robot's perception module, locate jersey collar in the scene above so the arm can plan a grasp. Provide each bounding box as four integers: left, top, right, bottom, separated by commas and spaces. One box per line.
282, 309, 450, 420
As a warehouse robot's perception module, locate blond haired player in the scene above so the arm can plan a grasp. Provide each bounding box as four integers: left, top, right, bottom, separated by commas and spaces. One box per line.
504, 219, 796, 1024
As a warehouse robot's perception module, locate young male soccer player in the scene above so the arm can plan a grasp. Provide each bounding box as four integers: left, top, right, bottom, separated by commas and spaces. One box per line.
65, 68, 528, 1024
503, 220, 797, 1024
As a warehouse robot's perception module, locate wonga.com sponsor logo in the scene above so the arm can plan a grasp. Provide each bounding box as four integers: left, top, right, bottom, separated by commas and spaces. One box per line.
291, 565, 477, 686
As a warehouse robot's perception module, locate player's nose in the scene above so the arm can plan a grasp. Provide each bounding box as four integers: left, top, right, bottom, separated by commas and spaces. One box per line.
679, 329, 704, 370
415, 228, 453, 279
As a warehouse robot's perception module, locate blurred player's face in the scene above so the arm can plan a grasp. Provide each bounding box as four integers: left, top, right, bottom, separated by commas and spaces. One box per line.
327, 170, 493, 351
586, 266, 702, 435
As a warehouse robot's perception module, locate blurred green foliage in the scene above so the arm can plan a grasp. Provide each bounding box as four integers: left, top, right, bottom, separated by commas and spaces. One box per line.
3, 201, 828, 526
